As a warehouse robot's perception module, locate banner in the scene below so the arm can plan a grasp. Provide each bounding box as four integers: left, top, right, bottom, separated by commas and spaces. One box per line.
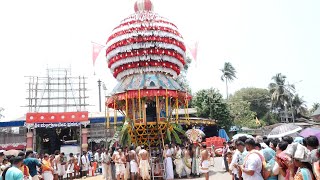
35, 122, 81, 128
26, 112, 89, 123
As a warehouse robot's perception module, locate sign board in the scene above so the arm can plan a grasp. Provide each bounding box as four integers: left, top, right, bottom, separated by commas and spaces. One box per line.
26, 112, 88, 123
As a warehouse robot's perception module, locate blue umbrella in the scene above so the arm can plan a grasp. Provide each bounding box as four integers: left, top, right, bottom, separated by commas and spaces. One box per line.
219, 129, 230, 142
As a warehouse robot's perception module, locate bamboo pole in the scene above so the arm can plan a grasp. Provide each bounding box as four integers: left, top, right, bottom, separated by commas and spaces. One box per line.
138, 89, 141, 121
114, 99, 117, 130
176, 91, 179, 123
166, 89, 168, 117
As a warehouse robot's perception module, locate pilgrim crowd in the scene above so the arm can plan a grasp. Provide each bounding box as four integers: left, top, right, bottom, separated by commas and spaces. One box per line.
0, 142, 214, 180
223, 135, 320, 180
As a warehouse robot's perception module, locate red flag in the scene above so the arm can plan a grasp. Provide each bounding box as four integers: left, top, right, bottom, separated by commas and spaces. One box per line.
92, 42, 104, 66
188, 41, 198, 61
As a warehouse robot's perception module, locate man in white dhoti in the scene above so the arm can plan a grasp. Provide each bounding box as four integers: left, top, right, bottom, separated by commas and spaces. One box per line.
129, 146, 139, 180
183, 145, 192, 178
138, 146, 150, 180
101, 148, 112, 180
81, 151, 90, 177
174, 146, 184, 178
164, 144, 174, 180
200, 144, 210, 180
112, 147, 126, 180
42, 154, 54, 180
66, 153, 75, 179
56, 152, 66, 180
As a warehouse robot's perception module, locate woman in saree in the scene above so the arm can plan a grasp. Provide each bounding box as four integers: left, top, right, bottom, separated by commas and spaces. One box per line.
262, 147, 278, 180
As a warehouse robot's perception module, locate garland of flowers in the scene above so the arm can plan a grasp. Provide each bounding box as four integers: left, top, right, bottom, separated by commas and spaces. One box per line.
115, 67, 178, 80
108, 48, 185, 67
112, 21, 179, 36
106, 29, 184, 49
113, 19, 178, 32
106, 36, 186, 56
110, 54, 183, 71
107, 25, 182, 43
113, 60, 180, 78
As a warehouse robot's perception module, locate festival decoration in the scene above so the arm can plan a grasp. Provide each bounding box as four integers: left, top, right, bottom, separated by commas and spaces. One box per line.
186, 127, 205, 143
105, 0, 191, 147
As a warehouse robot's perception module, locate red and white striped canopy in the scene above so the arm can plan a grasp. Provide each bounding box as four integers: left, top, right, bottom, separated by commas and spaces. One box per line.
105, 0, 187, 80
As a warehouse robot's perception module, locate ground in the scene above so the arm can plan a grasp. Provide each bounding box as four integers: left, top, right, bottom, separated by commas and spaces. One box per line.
75, 157, 231, 180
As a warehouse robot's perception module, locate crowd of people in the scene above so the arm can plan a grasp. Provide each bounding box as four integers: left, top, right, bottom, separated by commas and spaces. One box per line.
100, 143, 214, 180
0, 142, 215, 180
0, 149, 99, 180
223, 135, 320, 180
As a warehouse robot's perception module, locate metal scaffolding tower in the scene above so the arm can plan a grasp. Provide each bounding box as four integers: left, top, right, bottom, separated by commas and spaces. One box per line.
25, 68, 89, 113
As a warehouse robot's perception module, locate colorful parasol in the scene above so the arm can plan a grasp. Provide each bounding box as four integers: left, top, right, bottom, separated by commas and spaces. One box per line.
186, 127, 205, 143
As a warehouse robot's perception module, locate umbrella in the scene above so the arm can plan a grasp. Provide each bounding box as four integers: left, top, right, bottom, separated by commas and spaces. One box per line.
218, 129, 230, 142
232, 133, 254, 140
299, 128, 320, 141
186, 128, 205, 143
267, 124, 302, 138
3, 149, 22, 156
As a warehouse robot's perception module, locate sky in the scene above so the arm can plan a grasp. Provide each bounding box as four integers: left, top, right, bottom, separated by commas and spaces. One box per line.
0, 0, 319, 121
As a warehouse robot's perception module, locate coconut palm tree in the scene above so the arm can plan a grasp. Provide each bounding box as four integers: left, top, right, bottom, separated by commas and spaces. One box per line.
292, 94, 308, 116
310, 103, 320, 114
268, 73, 295, 111
220, 62, 237, 99
0, 107, 4, 119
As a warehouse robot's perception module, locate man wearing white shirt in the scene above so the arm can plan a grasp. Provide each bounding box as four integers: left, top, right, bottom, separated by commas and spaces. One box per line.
230, 141, 247, 180
94, 149, 100, 162
239, 139, 263, 180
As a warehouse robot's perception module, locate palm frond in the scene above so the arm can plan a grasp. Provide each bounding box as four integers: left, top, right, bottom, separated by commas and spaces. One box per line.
172, 130, 182, 144
173, 124, 186, 134
166, 129, 172, 142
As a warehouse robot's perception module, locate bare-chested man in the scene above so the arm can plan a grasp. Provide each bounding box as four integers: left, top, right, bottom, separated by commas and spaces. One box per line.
138, 146, 150, 180
200, 144, 210, 180
183, 146, 192, 178
112, 147, 126, 180
129, 146, 139, 180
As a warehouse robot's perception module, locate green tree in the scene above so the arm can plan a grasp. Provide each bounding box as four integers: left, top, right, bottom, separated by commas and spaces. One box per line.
0, 107, 4, 119
220, 62, 237, 99
310, 103, 320, 115
228, 98, 263, 128
193, 88, 231, 129
268, 73, 295, 111
230, 88, 271, 118
292, 94, 308, 116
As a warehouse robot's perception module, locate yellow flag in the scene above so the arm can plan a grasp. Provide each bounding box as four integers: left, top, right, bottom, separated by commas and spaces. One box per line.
255, 117, 261, 125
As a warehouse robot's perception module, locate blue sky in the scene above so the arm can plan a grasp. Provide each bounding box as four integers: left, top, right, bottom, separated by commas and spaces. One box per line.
0, 0, 319, 120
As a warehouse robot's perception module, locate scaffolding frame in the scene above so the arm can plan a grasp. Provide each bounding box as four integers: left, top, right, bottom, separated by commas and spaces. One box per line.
25, 68, 89, 113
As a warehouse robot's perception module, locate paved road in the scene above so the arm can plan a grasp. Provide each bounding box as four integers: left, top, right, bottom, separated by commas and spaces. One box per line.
76, 157, 231, 179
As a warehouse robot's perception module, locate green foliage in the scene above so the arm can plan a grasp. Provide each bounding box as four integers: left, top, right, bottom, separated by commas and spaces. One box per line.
166, 128, 172, 142
171, 130, 182, 145
228, 98, 258, 128
220, 62, 237, 83
292, 94, 308, 116
0, 107, 4, 119
310, 103, 320, 115
193, 88, 232, 129
220, 62, 237, 99
230, 88, 271, 118
119, 123, 131, 147
172, 124, 185, 134
269, 73, 295, 110
261, 112, 279, 125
